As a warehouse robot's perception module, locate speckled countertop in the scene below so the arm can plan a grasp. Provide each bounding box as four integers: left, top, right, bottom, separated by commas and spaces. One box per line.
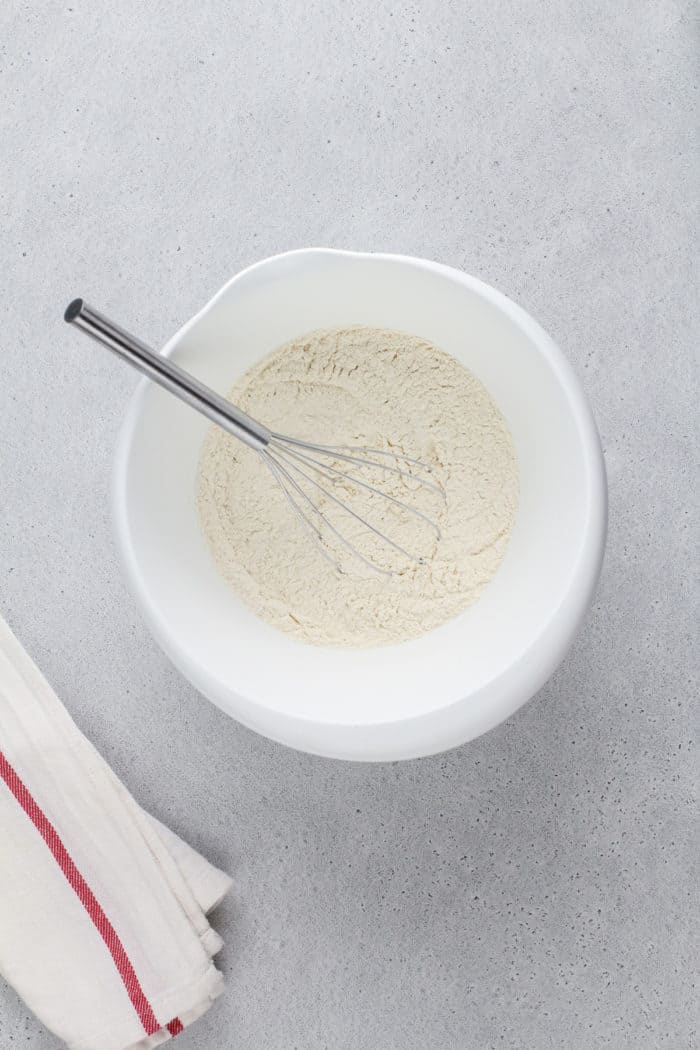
0, 2, 697, 1047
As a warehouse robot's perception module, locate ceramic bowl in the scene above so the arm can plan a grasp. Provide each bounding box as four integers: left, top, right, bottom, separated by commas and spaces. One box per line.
114, 249, 607, 761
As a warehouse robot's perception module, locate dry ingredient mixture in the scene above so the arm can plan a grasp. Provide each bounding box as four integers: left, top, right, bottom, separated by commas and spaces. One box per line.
197, 327, 518, 647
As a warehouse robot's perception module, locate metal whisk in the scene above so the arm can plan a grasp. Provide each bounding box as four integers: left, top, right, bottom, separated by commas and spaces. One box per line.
64, 300, 444, 575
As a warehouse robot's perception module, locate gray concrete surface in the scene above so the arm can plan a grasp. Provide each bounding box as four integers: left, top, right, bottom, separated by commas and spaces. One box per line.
1, 1, 697, 1047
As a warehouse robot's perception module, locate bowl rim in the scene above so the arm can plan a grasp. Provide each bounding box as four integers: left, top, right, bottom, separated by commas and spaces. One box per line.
113, 248, 608, 760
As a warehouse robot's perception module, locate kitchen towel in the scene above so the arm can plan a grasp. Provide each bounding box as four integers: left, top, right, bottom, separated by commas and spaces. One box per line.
0, 613, 231, 1049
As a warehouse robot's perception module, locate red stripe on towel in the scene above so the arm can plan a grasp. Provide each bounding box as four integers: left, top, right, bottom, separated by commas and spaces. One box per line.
167, 1017, 185, 1036
0, 749, 161, 1037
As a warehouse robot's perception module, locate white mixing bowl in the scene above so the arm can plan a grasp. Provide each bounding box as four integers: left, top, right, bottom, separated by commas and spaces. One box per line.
114, 249, 607, 761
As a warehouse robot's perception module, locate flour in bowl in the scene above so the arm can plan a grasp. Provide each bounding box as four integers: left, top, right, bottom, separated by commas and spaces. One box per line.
197, 327, 518, 647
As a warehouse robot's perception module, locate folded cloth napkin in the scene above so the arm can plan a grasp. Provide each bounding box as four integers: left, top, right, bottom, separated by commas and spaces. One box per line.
0, 614, 232, 1049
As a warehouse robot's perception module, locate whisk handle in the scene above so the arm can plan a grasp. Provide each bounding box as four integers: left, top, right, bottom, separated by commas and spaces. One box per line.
64, 299, 271, 451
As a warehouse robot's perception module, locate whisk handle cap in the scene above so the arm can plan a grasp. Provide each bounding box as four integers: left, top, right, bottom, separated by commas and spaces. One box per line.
64, 299, 271, 451
64, 298, 84, 322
